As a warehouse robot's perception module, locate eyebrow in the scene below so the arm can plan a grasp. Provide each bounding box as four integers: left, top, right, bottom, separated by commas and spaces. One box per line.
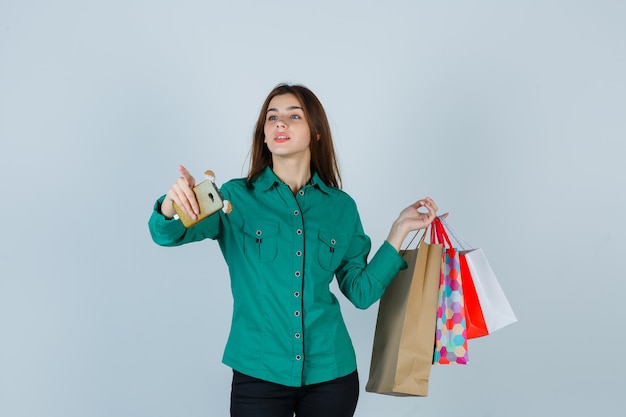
266, 106, 303, 113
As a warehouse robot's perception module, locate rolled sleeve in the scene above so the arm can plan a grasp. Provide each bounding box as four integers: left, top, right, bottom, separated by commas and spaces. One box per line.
148, 196, 187, 246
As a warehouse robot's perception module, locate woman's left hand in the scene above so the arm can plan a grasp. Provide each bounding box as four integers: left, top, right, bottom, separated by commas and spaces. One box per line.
386, 197, 444, 251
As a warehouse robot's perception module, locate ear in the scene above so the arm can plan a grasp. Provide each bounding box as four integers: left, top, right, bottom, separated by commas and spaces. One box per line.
316, 133, 321, 141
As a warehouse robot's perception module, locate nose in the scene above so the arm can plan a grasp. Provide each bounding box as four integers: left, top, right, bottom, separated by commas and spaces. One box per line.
275, 116, 287, 129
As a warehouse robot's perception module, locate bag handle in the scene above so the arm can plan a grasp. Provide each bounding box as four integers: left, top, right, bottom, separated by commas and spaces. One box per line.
400, 226, 429, 256
438, 216, 474, 250
431, 217, 454, 248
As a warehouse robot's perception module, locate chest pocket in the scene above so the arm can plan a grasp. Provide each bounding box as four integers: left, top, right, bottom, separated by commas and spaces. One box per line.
243, 221, 279, 262
317, 229, 348, 271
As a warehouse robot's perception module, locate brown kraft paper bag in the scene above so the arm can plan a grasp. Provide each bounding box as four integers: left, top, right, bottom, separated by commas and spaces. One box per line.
365, 235, 442, 396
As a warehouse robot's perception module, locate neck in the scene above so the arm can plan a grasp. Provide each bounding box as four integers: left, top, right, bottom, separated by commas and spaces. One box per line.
272, 158, 311, 194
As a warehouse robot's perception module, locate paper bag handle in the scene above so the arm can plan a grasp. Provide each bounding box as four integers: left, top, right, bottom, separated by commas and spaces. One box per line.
400, 226, 429, 256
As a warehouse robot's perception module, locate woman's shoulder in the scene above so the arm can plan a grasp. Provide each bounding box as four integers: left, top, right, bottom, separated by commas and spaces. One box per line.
321, 186, 359, 209
222, 176, 247, 188
220, 177, 249, 195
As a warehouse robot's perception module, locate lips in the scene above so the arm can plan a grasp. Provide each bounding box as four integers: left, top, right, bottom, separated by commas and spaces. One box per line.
274, 133, 290, 143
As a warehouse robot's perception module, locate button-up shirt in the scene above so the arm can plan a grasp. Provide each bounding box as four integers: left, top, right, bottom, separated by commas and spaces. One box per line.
148, 167, 407, 387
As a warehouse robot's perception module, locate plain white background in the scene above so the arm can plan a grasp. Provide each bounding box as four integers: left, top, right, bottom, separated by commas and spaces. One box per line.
1, 1, 625, 416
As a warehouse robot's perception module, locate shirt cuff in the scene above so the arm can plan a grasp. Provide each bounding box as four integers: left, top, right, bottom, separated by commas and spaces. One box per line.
148, 195, 186, 244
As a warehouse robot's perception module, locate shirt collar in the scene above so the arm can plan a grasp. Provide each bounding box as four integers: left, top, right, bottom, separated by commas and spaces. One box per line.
254, 166, 332, 194
310, 171, 332, 194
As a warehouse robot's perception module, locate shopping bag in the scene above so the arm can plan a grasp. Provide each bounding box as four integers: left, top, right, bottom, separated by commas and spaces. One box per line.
366, 229, 443, 396
439, 217, 517, 337
431, 218, 469, 365
459, 254, 489, 338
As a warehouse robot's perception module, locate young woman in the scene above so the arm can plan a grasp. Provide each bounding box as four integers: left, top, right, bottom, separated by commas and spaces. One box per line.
148, 84, 439, 417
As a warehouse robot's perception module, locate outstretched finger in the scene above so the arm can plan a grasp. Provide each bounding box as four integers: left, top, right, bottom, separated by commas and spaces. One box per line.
178, 165, 195, 188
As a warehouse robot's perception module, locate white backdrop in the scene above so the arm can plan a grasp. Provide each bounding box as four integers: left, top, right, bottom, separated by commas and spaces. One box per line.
1, 1, 625, 416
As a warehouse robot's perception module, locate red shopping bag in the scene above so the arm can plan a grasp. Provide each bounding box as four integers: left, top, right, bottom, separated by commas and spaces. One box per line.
459, 255, 489, 339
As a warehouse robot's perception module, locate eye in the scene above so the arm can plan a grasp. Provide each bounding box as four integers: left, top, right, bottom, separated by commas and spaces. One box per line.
267, 115, 277, 121
290, 114, 301, 119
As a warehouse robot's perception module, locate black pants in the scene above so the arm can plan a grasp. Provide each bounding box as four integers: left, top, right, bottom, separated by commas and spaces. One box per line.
230, 370, 359, 417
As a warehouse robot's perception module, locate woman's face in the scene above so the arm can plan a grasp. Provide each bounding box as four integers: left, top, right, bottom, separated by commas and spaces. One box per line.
263, 93, 312, 162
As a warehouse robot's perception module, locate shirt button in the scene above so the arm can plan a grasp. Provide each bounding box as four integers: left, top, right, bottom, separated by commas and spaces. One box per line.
295, 333, 301, 339
293, 210, 299, 216
294, 291, 300, 297
256, 230, 262, 236
296, 229, 303, 235
298, 190, 305, 196
296, 355, 302, 361
294, 311, 300, 317
295, 271, 301, 278
296, 250, 302, 256
330, 238, 336, 245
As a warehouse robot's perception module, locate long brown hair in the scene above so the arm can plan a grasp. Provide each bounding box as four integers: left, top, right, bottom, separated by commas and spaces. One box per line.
247, 84, 342, 189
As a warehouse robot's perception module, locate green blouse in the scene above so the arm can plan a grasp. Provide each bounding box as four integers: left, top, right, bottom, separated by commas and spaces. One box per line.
148, 167, 407, 387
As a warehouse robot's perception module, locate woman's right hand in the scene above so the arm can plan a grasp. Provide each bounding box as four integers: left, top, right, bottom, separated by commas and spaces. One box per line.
161, 165, 199, 220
